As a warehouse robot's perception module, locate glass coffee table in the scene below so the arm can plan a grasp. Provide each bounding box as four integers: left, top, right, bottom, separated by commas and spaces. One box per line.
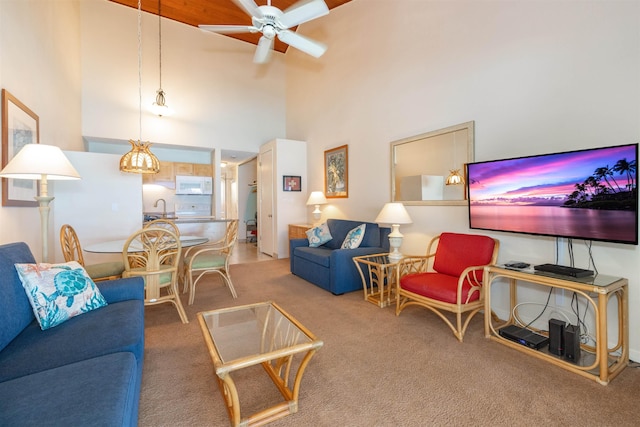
197, 301, 323, 426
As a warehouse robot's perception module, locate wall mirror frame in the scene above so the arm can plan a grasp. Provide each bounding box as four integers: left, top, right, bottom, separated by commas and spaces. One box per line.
391, 121, 475, 206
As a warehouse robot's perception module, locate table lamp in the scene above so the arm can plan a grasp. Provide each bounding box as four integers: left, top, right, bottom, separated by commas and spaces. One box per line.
0, 144, 81, 262
374, 202, 412, 261
306, 191, 327, 224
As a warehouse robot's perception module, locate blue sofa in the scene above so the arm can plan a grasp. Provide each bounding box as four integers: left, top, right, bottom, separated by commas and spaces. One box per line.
0, 242, 145, 426
290, 219, 390, 295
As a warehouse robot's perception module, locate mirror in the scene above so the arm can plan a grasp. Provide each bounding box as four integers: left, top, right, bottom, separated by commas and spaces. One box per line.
391, 121, 474, 206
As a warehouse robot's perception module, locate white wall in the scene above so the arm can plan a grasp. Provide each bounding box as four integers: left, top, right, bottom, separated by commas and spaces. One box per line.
285, 1, 640, 359
79, 0, 286, 153
53, 151, 143, 265
0, 0, 82, 259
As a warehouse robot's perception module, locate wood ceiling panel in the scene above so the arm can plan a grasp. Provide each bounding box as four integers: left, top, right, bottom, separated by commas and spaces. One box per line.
109, 0, 351, 53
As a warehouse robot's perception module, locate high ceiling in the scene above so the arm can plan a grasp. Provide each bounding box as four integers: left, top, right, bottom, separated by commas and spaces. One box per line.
108, 0, 352, 54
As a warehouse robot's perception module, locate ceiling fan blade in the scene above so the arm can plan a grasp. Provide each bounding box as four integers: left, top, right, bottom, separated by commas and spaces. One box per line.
253, 36, 274, 64
279, 0, 329, 28
198, 24, 257, 34
277, 30, 327, 58
232, 0, 264, 19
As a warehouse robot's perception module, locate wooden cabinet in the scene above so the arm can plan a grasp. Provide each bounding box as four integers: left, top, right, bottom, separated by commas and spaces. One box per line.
289, 224, 313, 240
193, 163, 212, 177
142, 161, 212, 186
174, 162, 194, 176
143, 161, 174, 185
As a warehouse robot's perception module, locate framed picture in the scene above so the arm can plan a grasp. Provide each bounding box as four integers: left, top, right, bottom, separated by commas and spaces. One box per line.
283, 175, 301, 192
324, 144, 348, 198
2, 89, 39, 207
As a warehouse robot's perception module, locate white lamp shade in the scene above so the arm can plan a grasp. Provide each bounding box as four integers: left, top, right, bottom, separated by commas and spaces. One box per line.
0, 144, 81, 180
375, 202, 412, 225
306, 191, 327, 206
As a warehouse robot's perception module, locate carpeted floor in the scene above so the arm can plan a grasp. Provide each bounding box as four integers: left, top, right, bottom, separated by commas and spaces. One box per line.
139, 259, 639, 426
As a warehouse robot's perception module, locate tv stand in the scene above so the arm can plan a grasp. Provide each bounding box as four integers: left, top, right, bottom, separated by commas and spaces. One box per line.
483, 265, 629, 385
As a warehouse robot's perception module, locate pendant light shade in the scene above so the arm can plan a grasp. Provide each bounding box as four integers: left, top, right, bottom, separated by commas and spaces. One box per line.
445, 169, 465, 185
121, 0, 160, 174
120, 140, 160, 174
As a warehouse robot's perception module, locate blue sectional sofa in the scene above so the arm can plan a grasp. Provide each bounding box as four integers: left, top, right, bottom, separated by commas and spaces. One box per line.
290, 219, 390, 295
0, 242, 145, 426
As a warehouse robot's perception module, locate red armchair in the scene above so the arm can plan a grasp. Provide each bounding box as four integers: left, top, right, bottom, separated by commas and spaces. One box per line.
395, 232, 499, 342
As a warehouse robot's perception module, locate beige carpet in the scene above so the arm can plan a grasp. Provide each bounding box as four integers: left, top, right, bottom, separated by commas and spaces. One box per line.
139, 259, 639, 426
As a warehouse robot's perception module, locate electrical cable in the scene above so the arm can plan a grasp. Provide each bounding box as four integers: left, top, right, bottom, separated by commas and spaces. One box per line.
522, 288, 553, 330
584, 240, 599, 274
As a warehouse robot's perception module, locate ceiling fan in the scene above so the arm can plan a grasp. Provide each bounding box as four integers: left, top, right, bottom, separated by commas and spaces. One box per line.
199, 0, 329, 63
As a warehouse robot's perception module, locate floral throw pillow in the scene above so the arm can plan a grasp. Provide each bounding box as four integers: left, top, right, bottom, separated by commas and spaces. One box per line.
15, 261, 107, 330
341, 224, 366, 249
306, 223, 333, 248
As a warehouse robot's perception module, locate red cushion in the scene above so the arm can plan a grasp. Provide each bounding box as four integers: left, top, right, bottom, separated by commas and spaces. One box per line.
432, 233, 495, 281
400, 272, 480, 304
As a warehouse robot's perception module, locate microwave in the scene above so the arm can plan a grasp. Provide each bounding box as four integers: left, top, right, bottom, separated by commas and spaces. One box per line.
175, 175, 213, 195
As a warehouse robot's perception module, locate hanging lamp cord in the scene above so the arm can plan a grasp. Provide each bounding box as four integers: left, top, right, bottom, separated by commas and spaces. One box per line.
137, 0, 142, 141
158, 0, 162, 90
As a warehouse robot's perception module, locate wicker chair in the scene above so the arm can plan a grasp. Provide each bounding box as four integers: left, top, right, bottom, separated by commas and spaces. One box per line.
59, 224, 125, 282
122, 227, 188, 324
182, 219, 239, 305
143, 218, 180, 236
396, 232, 499, 342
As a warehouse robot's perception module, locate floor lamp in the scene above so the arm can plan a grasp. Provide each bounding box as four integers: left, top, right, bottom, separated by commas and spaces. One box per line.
0, 144, 81, 263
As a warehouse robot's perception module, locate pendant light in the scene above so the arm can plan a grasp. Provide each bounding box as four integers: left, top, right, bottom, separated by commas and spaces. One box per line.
151, 0, 172, 116
445, 130, 464, 185
120, 0, 160, 174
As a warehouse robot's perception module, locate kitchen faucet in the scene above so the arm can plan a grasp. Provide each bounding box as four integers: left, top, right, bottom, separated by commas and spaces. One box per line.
154, 198, 166, 215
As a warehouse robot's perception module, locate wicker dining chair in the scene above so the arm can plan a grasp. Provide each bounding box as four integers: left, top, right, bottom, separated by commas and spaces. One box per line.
182, 219, 239, 305
122, 227, 188, 324
143, 218, 180, 236
59, 224, 125, 282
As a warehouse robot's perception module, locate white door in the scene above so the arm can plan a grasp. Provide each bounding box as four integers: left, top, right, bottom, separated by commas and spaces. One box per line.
259, 148, 274, 257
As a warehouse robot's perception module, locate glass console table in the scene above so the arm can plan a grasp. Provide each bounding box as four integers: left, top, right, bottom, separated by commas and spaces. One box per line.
483, 265, 629, 385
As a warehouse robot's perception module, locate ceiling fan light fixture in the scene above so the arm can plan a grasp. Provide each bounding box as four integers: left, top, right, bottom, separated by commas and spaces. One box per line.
199, 0, 330, 63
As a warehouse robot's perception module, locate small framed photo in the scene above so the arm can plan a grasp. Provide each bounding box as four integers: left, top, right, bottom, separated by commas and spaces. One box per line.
324, 144, 348, 198
283, 175, 301, 192
2, 89, 39, 207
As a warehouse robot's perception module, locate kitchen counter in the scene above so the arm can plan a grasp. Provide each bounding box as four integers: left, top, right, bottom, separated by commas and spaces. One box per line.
174, 217, 233, 224
143, 213, 233, 224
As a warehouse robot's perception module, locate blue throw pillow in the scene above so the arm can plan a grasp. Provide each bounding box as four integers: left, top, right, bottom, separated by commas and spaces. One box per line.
306, 223, 333, 248
15, 261, 107, 330
341, 224, 366, 249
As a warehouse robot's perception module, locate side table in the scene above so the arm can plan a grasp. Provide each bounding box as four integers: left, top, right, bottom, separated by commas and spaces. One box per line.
353, 253, 399, 308
288, 224, 313, 240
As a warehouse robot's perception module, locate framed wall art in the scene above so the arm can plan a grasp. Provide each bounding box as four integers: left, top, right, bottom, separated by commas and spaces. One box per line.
2, 89, 39, 207
283, 175, 301, 192
324, 144, 348, 198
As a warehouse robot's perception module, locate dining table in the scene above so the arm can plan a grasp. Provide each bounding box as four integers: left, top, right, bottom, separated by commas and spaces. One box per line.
83, 235, 209, 253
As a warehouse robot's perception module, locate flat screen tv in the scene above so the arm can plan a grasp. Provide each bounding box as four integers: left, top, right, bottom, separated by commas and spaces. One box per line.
467, 143, 638, 245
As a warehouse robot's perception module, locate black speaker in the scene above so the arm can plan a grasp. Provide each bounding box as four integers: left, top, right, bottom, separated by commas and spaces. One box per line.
548, 318, 566, 356
564, 324, 581, 363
